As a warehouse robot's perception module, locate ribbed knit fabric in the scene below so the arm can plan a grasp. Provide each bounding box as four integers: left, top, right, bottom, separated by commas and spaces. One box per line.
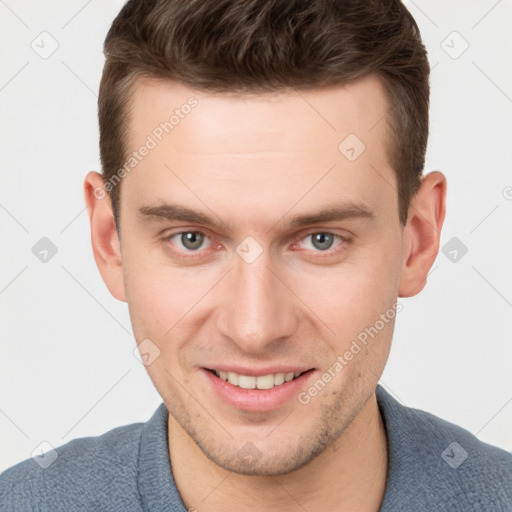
1, 385, 511, 511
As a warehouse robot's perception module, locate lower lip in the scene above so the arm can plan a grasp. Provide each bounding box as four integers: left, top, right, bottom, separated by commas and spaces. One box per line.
202, 368, 315, 413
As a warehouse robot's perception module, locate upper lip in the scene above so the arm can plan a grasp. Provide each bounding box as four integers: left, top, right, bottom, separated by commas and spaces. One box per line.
204, 366, 314, 376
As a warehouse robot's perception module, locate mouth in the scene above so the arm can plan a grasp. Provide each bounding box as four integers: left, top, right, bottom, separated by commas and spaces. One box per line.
208, 369, 308, 390
202, 367, 316, 412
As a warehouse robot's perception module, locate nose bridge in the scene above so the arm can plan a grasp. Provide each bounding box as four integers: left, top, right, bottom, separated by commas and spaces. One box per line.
219, 246, 296, 352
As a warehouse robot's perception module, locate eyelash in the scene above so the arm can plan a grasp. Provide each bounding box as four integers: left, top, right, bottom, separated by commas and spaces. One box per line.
161, 229, 352, 260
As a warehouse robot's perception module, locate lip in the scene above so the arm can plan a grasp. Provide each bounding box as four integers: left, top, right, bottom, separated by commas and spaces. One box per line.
201, 367, 315, 413
204, 365, 311, 377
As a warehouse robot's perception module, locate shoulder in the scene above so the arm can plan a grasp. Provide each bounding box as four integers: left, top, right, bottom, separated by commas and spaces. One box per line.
377, 385, 512, 511
0, 421, 145, 512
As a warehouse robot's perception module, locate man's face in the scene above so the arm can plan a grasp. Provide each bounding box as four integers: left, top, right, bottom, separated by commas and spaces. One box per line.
118, 75, 404, 475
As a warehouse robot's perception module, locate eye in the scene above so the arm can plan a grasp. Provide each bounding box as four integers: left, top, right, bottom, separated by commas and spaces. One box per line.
168, 231, 210, 251
299, 232, 344, 252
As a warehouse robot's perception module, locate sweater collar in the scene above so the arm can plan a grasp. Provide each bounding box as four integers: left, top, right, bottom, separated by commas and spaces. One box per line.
138, 403, 187, 512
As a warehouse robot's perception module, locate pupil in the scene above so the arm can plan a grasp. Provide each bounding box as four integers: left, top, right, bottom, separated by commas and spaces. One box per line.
182, 232, 203, 250
313, 233, 333, 250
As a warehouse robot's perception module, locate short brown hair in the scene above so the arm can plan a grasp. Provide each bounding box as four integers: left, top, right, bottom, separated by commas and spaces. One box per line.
99, 0, 429, 226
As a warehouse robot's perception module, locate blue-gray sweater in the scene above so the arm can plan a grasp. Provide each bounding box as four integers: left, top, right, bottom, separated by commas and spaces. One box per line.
1, 385, 511, 511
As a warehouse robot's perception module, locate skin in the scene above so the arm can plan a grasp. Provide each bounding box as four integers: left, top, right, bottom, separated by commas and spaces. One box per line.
84, 74, 446, 511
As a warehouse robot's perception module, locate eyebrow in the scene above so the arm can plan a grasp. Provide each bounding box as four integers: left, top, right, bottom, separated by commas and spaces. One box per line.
288, 202, 375, 227
138, 204, 233, 232
137, 201, 375, 232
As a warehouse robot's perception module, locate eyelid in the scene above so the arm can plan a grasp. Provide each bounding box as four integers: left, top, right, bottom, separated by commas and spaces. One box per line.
299, 228, 353, 240
293, 230, 352, 252
159, 229, 203, 258
162, 228, 352, 256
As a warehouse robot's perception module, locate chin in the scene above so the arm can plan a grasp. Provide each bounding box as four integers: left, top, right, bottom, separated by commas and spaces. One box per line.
197, 431, 335, 477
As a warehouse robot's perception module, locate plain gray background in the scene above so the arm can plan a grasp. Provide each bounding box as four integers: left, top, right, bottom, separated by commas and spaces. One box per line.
1, 0, 511, 472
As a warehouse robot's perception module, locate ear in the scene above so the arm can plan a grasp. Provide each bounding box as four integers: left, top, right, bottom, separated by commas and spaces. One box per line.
398, 171, 447, 297
83, 171, 126, 302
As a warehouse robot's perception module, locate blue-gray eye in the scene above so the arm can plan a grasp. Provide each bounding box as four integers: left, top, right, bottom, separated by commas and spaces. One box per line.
178, 231, 206, 250
310, 232, 335, 251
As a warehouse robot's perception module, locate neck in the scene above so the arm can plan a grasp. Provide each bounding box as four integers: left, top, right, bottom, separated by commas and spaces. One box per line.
168, 391, 388, 512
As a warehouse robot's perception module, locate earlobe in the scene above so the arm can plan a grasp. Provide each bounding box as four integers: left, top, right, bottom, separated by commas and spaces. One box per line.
83, 171, 127, 302
398, 171, 447, 298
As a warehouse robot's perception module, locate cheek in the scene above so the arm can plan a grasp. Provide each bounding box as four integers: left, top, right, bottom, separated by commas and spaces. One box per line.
123, 251, 216, 344
290, 242, 401, 379
123, 262, 204, 390
298, 259, 400, 335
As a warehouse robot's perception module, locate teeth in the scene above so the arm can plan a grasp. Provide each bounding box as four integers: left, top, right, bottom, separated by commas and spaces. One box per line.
274, 373, 285, 386
256, 374, 275, 389
238, 375, 256, 389
227, 372, 239, 386
214, 370, 303, 389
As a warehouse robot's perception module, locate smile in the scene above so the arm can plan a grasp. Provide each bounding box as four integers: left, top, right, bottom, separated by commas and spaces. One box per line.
212, 370, 305, 390
203, 367, 316, 412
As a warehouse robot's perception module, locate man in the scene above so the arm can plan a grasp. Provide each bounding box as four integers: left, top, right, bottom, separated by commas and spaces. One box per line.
1, 0, 511, 510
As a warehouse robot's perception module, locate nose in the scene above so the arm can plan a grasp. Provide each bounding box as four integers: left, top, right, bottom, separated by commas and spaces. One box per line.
217, 246, 299, 354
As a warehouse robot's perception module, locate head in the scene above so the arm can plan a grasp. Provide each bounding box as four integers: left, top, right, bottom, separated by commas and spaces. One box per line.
97, 0, 430, 227
85, 0, 446, 476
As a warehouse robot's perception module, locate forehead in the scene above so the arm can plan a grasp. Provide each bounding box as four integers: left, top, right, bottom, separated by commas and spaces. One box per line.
127, 74, 391, 155
120, 75, 397, 230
